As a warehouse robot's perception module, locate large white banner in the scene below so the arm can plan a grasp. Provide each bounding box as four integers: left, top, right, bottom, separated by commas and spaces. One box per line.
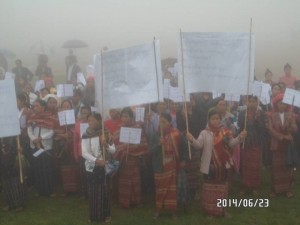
0, 79, 20, 138
94, 41, 163, 110
178, 32, 255, 95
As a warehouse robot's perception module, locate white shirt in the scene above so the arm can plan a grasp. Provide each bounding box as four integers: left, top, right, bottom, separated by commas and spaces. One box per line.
27, 126, 54, 150
279, 112, 284, 125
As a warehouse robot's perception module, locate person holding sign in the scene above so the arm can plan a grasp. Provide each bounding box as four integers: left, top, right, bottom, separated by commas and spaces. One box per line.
27, 99, 55, 197
152, 113, 187, 220
187, 109, 247, 217
113, 107, 149, 209
0, 137, 26, 212
81, 113, 116, 223
268, 94, 297, 198
238, 96, 266, 196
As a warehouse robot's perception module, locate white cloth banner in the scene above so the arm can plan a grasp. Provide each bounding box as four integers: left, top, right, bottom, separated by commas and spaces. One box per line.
94, 41, 163, 111
58, 109, 76, 126
283, 88, 300, 107
178, 32, 255, 95
119, 127, 142, 144
0, 80, 20, 138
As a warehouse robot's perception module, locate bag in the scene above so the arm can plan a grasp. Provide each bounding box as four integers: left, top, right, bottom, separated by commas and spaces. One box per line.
105, 159, 120, 175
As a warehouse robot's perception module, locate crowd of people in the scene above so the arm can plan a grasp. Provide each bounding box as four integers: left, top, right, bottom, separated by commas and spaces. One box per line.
0, 54, 300, 223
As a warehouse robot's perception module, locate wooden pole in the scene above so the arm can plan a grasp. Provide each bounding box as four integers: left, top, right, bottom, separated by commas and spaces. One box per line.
100, 50, 106, 161
180, 29, 192, 160
16, 136, 24, 184
243, 18, 253, 149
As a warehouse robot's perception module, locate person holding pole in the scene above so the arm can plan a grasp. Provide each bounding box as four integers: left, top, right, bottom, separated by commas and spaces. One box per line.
0, 137, 26, 212
186, 109, 247, 217
81, 112, 116, 223
238, 96, 266, 196
268, 93, 297, 198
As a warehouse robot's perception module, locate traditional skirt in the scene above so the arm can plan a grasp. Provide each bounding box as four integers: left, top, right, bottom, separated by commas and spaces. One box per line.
2, 176, 26, 208
32, 149, 54, 196
241, 146, 261, 189
185, 147, 200, 198
271, 144, 293, 194
118, 156, 141, 208
79, 158, 88, 197
202, 181, 228, 216
61, 165, 79, 193
154, 159, 177, 211
87, 171, 111, 222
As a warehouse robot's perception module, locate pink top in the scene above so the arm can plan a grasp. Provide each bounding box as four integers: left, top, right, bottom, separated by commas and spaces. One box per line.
279, 75, 298, 89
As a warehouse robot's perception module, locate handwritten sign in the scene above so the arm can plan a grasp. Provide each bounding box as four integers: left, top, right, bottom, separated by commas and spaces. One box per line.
56, 84, 73, 97
252, 81, 271, 105
0, 80, 20, 138
58, 109, 76, 126
283, 88, 300, 107
94, 40, 163, 111
119, 127, 142, 144
135, 107, 145, 122
178, 32, 255, 95
34, 80, 45, 92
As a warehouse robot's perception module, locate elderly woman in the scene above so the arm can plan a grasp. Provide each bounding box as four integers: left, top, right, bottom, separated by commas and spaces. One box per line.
81, 113, 116, 223
268, 93, 297, 198
27, 99, 55, 196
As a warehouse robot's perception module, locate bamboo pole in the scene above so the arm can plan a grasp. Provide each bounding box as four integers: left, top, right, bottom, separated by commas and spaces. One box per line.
243, 18, 253, 149
179, 29, 192, 160
16, 136, 24, 184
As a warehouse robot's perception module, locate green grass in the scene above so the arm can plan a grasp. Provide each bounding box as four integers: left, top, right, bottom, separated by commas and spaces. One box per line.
1, 168, 300, 225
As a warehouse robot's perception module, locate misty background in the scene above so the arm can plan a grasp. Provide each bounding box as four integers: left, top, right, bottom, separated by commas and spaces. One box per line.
1, 0, 300, 81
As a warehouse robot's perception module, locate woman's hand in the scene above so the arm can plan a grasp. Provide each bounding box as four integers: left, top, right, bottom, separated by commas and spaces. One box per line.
95, 159, 106, 167
186, 133, 194, 142
239, 130, 247, 139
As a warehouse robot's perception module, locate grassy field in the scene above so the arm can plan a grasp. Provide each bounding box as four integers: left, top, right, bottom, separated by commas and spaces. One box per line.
1, 168, 300, 225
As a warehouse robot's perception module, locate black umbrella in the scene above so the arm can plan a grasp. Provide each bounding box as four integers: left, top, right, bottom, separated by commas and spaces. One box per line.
62, 39, 88, 49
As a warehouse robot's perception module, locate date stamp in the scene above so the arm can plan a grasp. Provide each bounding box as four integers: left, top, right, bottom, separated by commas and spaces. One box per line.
217, 199, 269, 208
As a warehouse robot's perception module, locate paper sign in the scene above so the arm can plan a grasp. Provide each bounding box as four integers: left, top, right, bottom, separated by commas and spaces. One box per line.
163, 79, 171, 99
56, 84, 73, 97
169, 86, 189, 102
33, 148, 45, 157
178, 32, 255, 95
77, 73, 86, 86
252, 81, 271, 105
0, 79, 20, 138
34, 80, 45, 92
119, 127, 142, 144
80, 123, 89, 138
135, 107, 145, 122
4, 72, 15, 80
58, 109, 76, 126
283, 88, 300, 107
91, 106, 99, 113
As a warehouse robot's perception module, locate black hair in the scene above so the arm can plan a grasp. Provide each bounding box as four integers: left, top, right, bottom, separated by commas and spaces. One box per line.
284, 63, 292, 70
160, 112, 172, 123
265, 69, 272, 76
35, 99, 47, 107
73, 89, 83, 97
15, 59, 22, 64
88, 112, 102, 122
247, 95, 258, 101
121, 107, 134, 119
40, 87, 50, 93
80, 105, 92, 113
60, 99, 73, 108
208, 109, 221, 119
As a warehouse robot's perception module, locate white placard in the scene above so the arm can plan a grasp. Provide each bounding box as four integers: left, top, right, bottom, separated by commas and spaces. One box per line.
58, 109, 76, 126
33, 148, 45, 157
163, 79, 171, 99
94, 40, 163, 111
91, 106, 99, 113
169, 86, 189, 102
56, 84, 73, 97
80, 123, 89, 138
252, 81, 271, 105
283, 88, 300, 107
0, 79, 20, 138
119, 127, 142, 144
4, 72, 15, 80
178, 32, 255, 95
34, 80, 45, 92
77, 72, 86, 86
135, 107, 145, 122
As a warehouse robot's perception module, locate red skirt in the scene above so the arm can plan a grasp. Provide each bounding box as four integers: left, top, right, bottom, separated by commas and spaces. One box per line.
61, 165, 79, 193
202, 181, 228, 216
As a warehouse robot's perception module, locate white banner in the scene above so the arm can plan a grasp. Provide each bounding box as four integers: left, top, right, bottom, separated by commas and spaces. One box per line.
178, 32, 255, 95
94, 41, 163, 111
0, 80, 20, 138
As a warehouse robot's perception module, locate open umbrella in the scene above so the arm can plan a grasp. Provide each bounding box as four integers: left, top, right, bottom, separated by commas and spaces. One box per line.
62, 39, 88, 49
0, 48, 16, 58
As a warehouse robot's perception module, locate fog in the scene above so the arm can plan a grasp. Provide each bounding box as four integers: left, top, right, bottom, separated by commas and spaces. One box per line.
1, 0, 300, 80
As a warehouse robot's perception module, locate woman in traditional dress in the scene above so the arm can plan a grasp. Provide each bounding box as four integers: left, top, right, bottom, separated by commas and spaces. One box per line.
152, 112, 186, 219
113, 107, 149, 209
238, 96, 266, 195
27, 99, 56, 196
187, 109, 247, 217
268, 93, 297, 198
81, 113, 116, 223
73, 106, 91, 198
0, 137, 26, 212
